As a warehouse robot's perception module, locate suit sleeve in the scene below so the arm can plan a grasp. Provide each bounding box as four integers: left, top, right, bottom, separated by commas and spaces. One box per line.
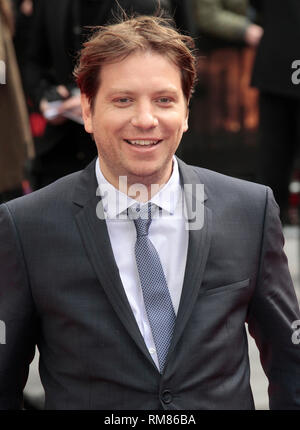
0, 204, 37, 410
247, 187, 300, 409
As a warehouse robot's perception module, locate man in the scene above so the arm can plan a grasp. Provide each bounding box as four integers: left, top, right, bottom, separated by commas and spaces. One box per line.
0, 15, 299, 410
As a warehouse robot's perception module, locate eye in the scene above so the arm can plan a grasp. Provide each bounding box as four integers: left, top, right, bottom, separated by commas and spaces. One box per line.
118, 98, 131, 103
156, 97, 174, 105
113, 97, 133, 106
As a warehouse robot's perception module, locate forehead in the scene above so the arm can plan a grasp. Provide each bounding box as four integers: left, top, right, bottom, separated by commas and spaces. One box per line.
97, 51, 183, 94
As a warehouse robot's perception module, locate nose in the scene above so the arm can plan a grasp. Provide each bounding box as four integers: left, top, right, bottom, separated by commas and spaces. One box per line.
131, 103, 158, 129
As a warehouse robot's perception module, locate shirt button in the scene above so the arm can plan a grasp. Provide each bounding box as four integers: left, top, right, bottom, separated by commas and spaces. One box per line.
149, 347, 156, 354
161, 390, 172, 404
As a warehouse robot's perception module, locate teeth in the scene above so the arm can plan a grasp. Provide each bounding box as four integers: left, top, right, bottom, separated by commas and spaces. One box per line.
127, 140, 159, 146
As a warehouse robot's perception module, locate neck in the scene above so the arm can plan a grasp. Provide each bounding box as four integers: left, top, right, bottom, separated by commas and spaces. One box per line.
120, 177, 166, 203
99, 161, 173, 203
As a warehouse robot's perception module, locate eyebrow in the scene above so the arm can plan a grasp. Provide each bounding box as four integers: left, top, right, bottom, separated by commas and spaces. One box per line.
153, 89, 179, 96
106, 87, 180, 96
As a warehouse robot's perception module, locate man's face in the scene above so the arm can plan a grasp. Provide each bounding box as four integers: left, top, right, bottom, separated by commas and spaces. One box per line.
81, 50, 189, 190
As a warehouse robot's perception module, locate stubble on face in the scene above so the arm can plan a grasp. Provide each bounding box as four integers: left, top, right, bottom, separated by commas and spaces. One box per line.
81, 51, 189, 200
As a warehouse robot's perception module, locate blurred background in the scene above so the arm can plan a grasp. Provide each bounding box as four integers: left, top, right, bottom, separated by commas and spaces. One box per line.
0, 0, 299, 410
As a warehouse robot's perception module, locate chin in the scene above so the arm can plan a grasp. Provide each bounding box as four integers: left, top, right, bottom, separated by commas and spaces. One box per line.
122, 157, 172, 185
129, 169, 157, 181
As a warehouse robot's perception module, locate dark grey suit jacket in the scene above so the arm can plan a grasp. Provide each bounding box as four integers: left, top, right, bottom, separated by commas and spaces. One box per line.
0, 158, 299, 409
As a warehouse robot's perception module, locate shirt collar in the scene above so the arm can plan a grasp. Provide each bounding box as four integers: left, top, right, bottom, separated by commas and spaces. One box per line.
95, 157, 182, 219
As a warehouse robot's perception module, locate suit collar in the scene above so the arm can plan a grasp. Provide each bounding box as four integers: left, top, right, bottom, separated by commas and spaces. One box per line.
176, 156, 208, 202
72, 159, 98, 208
72, 157, 207, 208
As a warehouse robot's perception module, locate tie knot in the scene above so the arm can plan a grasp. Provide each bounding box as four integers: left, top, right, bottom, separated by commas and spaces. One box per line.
129, 203, 154, 237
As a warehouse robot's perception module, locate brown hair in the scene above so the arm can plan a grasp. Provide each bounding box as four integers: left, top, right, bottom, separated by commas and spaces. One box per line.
73, 15, 197, 109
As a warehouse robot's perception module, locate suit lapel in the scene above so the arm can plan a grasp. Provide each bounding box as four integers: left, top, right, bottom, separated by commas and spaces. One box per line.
72, 161, 158, 371
71, 158, 212, 373
166, 158, 212, 362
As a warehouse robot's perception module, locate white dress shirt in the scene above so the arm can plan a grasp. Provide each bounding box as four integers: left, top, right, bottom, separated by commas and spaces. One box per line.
95, 157, 189, 369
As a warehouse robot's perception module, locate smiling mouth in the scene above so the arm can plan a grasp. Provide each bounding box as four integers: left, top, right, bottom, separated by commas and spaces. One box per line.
124, 139, 162, 146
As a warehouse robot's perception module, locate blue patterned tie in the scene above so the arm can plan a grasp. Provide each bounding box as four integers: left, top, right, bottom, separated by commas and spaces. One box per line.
129, 203, 176, 373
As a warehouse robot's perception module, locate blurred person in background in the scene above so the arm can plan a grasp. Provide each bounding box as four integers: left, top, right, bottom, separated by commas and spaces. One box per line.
195, 0, 262, 48
12, 0, 34, 95
0, 0, 34, 204
251, 0, 300, 225
194, 0, 263, 133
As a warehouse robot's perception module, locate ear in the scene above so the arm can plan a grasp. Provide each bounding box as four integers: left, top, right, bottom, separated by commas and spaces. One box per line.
183, 107, 189, 133
81, 93, 93, 133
